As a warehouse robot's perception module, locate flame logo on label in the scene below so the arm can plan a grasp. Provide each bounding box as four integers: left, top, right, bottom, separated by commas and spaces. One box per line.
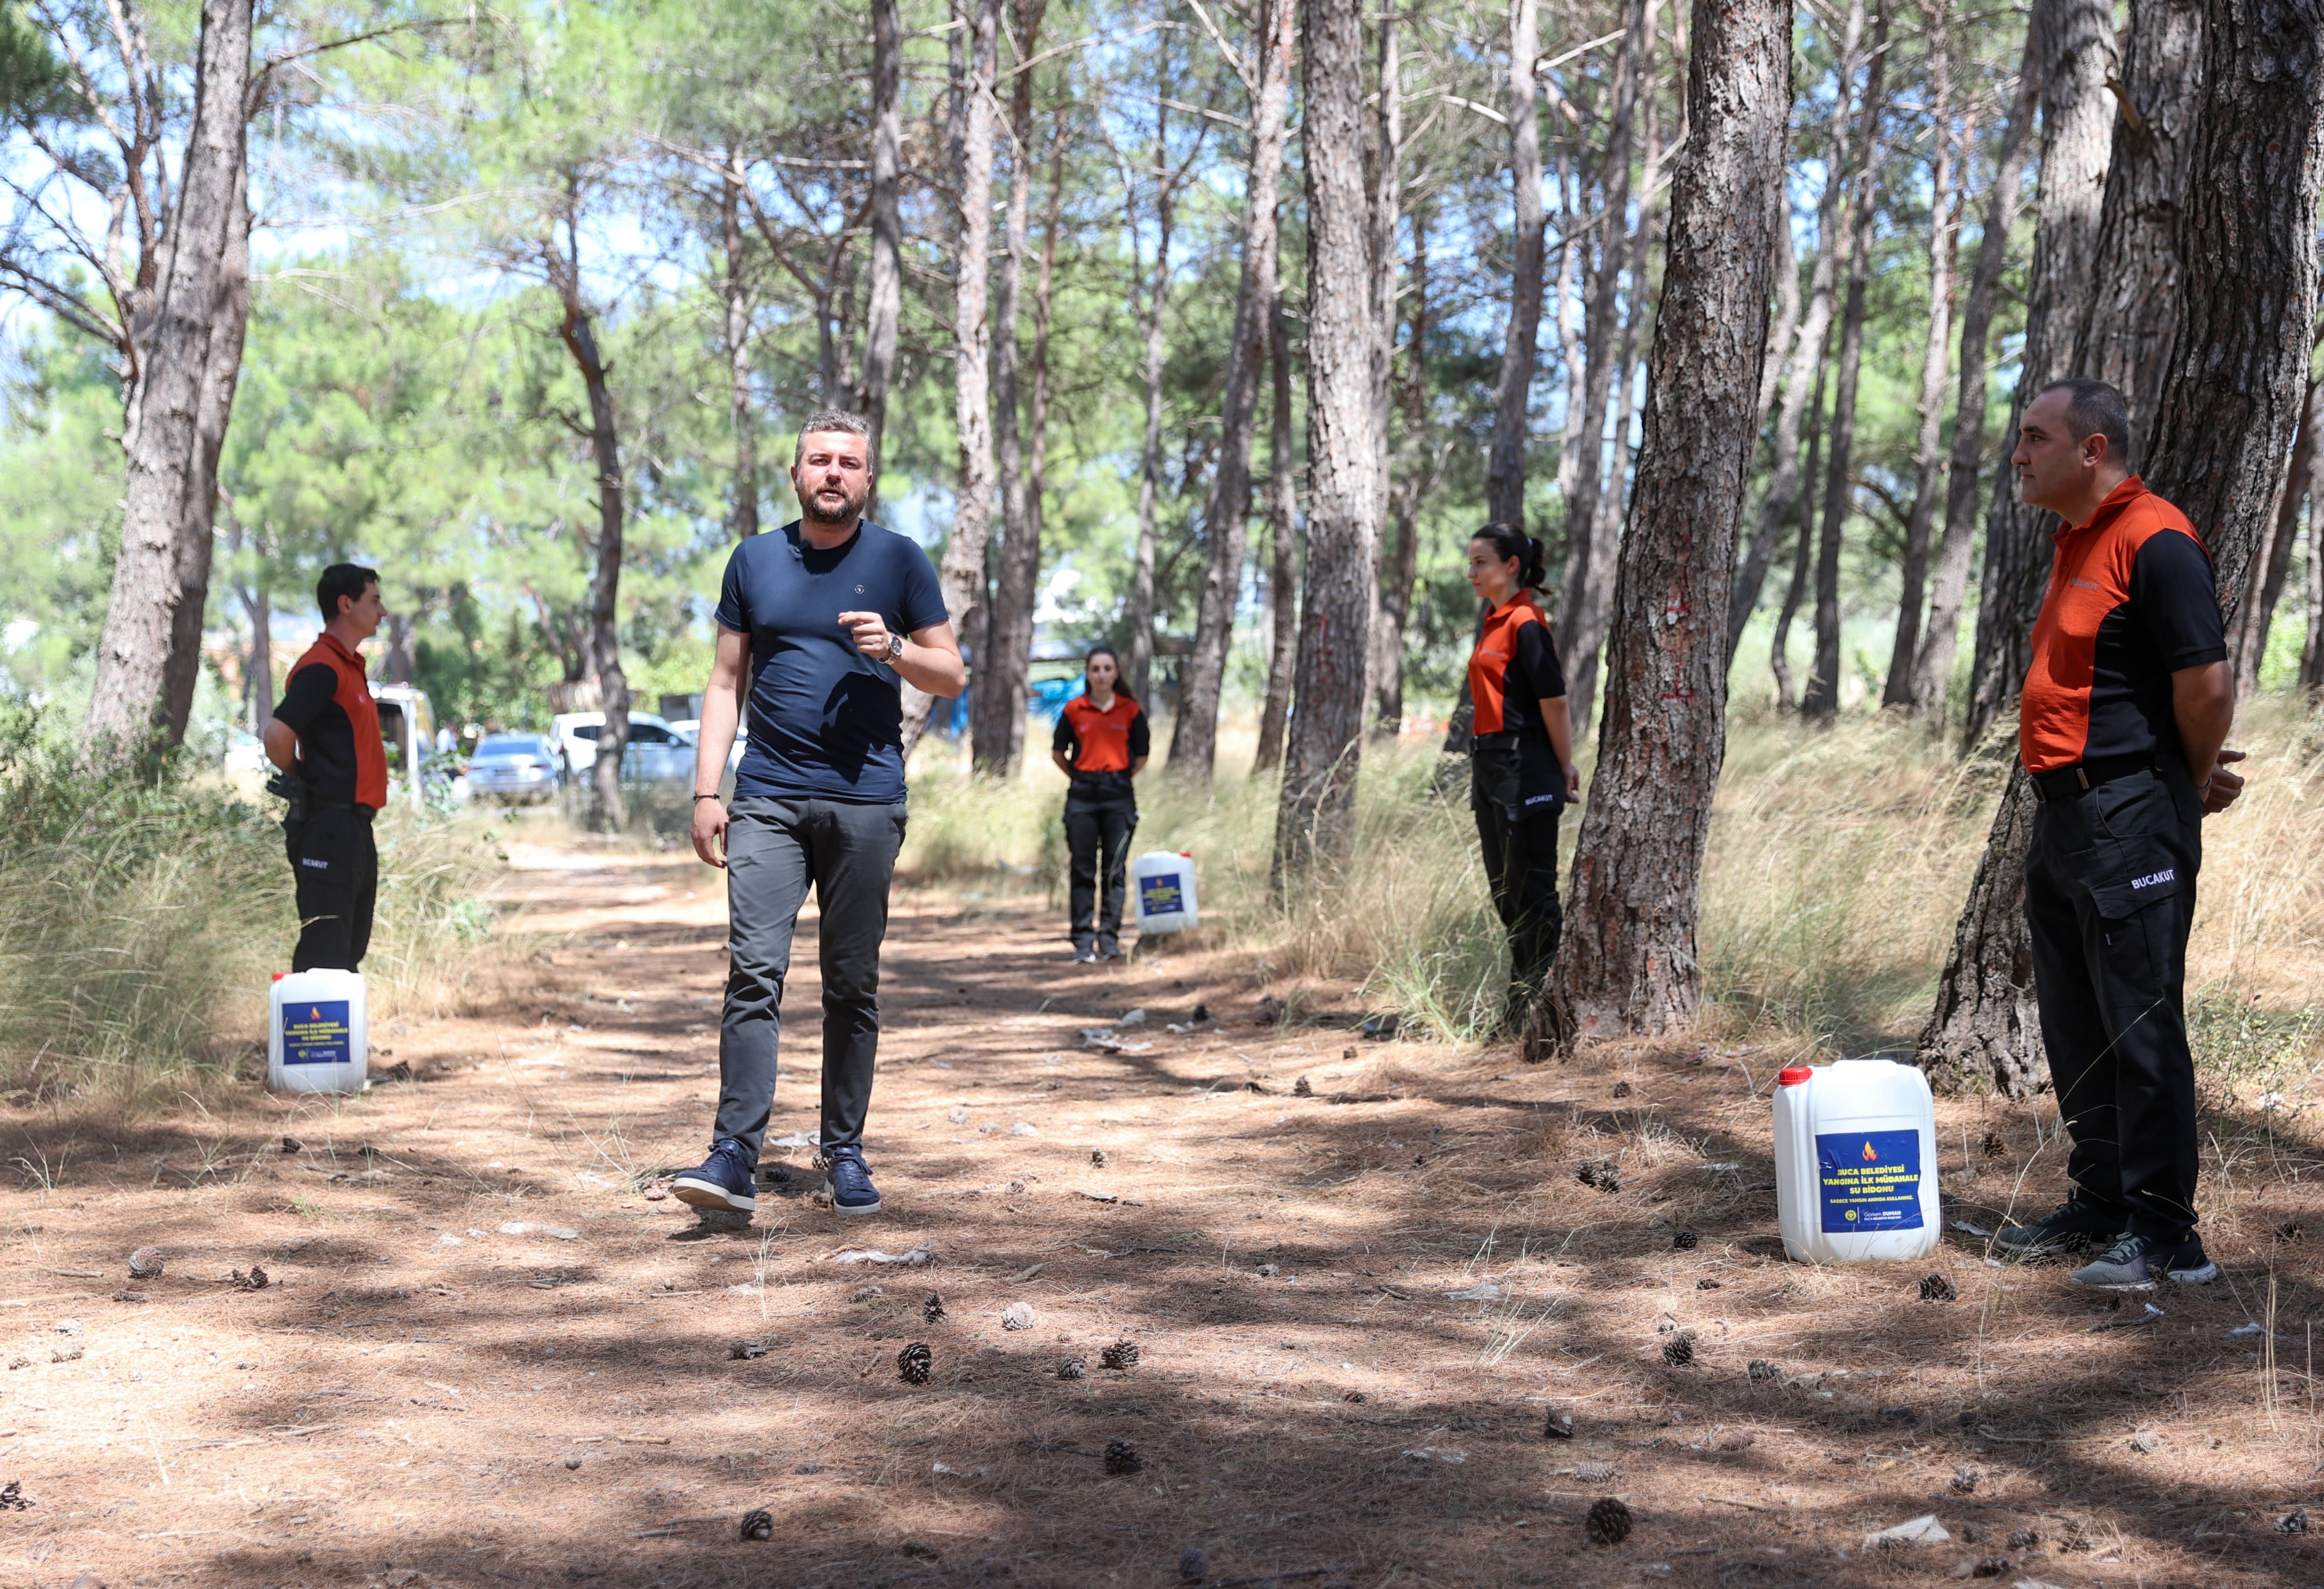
311, 1007, 322, 1021
1861, 1140, 1878, 1163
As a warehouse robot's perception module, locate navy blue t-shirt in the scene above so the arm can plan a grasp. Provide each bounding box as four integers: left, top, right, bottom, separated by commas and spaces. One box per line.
713, 520, 950, 803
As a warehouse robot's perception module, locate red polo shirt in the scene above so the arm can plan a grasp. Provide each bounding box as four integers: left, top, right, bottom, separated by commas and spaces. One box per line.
275, 633, 389, 809
1468, 594, 1566, 737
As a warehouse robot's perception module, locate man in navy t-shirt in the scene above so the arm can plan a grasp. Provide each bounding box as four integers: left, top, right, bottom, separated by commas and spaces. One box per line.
671, 409, 965, 1219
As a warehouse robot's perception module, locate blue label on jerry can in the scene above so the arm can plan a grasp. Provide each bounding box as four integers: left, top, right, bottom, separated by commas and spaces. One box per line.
283, 999, 352, 1067
1138, 874, 1183, 917
1816, 1128, 1923, 1233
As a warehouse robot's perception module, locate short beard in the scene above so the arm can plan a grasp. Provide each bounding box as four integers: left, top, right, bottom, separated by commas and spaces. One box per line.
802, 487, 867, 529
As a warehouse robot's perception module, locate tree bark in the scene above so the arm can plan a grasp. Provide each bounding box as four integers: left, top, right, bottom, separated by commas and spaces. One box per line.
2070, 0, 2206, 434
1922, 0, 2323, 1096
1125, 46, 1175, 709
1913, 7, 2043, 721
1362, 9, 1404, 734
1883, 3, 1959, 709
1533, 0, 1792, 1049
859, 0, 904, 496
722, 150, 759, 541
902, 0, 1001, 762
2304, 434, 2324, 690
1724, 216, 1803, 657
1724, 0, 1866, 664
1556, 0, 1650, 676
85, 0, 254, 758
1273, 0, 1379, 887
1771, 338, 1829, 710
973, 0, 1049, 778
1960, 0, 2117, 749
1254, 283, 1300, 774
1803, 2, 1890, 721
1172, 0, 1294, 782
2231, 358, 2320, 697
1484, 0, 1546, 527
1373, 207, 1431, 739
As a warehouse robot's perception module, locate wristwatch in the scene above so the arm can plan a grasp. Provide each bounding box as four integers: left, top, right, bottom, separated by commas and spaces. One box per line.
885, 631, 905, 663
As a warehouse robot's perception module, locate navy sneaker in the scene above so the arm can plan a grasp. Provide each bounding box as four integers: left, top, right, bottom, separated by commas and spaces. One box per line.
824, 1145, 882, 1216
1994, 1193, 2126, 1260
670, 1139, 755, 1213
2070, 1231, 2219, 1291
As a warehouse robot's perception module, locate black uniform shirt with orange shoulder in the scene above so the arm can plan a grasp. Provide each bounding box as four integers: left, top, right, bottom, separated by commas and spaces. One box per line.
1468, 593, 1567, 739
274, 632, 389, 809
1053, 690, 1149, 802
2019, 475, 2225, 776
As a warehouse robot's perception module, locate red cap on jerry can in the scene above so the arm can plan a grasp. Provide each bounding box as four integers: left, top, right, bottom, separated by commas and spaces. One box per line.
1778, 1066, 1813, 1086
272, 972, 287, 982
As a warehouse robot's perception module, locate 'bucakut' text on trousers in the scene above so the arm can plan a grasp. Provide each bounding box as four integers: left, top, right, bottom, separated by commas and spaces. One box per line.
2024, 763, 2203, 1243
714, 797, 906, 1165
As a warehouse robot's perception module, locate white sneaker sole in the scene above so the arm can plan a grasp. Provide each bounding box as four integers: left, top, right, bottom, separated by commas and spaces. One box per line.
670, 1176, 755, 1213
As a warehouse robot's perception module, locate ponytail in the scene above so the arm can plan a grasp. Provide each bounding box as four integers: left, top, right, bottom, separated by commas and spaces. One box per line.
1471, 521, 1548, 592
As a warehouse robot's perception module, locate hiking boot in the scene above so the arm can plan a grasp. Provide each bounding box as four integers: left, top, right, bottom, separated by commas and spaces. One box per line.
824, 1145, 882, 1217
2070, 1231, 2219, 1291
670, 1139, 756, 1213
1994, 1194, 2126, 1260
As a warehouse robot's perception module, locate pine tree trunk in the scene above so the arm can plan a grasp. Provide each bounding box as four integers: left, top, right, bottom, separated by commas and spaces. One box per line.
1172, 0, 1293, 782
722, 152, 759, 541
859, 0, 904, 494
974, 0, 1048, 778
553, 263, 631, 831
1883, 6, 1958, 709
1960, 0, 2117, 749
1913, 7, 2042, 721
246, 584, 271, 733
2070, 0, 2206, 432
85, 0, 254, 758
1362, 12, 1404, 735
902, 0, 1001, 762
1125, 77, 1174, 710
1771, 348, 1829, 711
1273, 0, 1379, 887
1803, 5, 1890, 721
1556, 0, 1649, 679
1373, 210, 1430, 739
1724, 0, 1865, 663
2231, 362, 2320, 697
1254, 284, 1300, 774
1485, 0, 1545, 527
1921, 0, 2322, 1096
2304, 463, 2324, 691
1724, 218, 1803, 657
1533, 0, 1792, 1049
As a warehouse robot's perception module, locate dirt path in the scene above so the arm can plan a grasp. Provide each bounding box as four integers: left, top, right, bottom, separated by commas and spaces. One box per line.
3, 840, 2319, 1589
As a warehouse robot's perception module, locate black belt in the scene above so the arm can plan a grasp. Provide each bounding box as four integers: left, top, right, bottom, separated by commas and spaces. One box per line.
304, 800, 375, 817
2027, 753, 2158, 804
1470, 730, 1521, 751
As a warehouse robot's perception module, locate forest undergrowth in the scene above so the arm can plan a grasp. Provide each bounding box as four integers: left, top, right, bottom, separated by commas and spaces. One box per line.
0, 710, 506, 1109
904, 702, 2324, 1087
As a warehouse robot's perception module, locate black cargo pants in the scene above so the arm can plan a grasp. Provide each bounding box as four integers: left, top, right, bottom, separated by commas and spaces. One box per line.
714, 797, 907, 1165
1472, 794, 1563, 1034
1064, 793, 1138, 954
2024, 762, 2203, 1244
286, 805, 379, 972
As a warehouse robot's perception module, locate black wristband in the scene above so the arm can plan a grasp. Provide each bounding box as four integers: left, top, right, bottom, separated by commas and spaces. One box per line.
694, 793, 721, 802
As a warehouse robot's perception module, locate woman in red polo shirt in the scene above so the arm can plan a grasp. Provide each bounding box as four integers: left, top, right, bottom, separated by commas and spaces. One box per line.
1050, 644, 1150, 963
1465, 524, 1578, 1033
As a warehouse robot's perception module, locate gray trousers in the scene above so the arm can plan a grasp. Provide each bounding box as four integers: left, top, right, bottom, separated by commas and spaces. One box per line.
714, 797, 907, 1165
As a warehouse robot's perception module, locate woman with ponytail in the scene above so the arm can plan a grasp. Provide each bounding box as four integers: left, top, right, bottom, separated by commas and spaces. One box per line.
1464, 523, 1579, 1032
1050, 643, 1149, 963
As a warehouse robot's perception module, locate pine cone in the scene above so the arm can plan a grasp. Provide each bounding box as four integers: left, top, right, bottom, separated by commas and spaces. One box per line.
1662, 1332, 1695, 1367
229, 1266, 268, 1291
923, 1292, 946, 1323
1575, 1162, 1597, 1187
1980, 1129, 2005, 1157
1178, 1544, 1210, 1582
738, 1508, 773, 1541
897, 1342, 933, 1385
1919, 1273, 1958, 1303
1747, 1359, 1779, 1382
1950, 1466, 1979, 1494
1671, 1230, 1698, 1251
127, 1247, 165, 1279
1611, 1080, 1632, 1099
1056, 1356, 1086, 1380
1584, 1495, 1632, 1545
1695, 1278, 1722, 1290
0, 1481, 28, 1511
1091, 1149, 1107, 1168
1103, 1438, 1143, 1475
1100, 1338, 1141, 1371
1293, 1076, 1313, 1097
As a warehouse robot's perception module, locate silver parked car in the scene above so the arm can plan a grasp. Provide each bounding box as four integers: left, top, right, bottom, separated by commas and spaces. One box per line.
464, 732, 564, 805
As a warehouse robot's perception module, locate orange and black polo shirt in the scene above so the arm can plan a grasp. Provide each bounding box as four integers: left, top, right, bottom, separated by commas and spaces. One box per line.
2019, 475, 2225, 776
1052, 690, 1149, 801
1468, 593, 1567, 738
275, 632, 389, 809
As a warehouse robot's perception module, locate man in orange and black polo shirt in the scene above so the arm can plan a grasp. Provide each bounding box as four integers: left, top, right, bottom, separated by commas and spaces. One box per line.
1990, 379, 2247, 1291
264, 564, 391, 972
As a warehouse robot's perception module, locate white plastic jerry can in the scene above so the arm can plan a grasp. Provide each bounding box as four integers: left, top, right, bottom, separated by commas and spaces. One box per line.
1774, 1058, 1940, 1264
268, 968, 370, 1094
1130, 850, 1199, 936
